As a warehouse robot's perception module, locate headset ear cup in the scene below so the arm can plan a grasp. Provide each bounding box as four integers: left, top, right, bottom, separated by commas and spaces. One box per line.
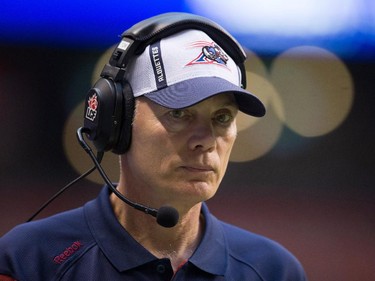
112, 82, 134, 154
84, 78, 118, 152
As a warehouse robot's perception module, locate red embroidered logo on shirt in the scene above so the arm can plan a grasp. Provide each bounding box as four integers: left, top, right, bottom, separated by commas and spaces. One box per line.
53, 241, 83, 264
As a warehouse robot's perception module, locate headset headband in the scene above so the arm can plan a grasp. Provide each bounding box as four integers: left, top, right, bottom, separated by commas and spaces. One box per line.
84, 12, 253, 154
102, 12, 247, 87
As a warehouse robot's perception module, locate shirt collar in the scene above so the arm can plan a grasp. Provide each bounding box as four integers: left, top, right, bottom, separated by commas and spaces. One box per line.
84, 186, 156, 271
189, 203, 227, 275
84, 186, 228, 275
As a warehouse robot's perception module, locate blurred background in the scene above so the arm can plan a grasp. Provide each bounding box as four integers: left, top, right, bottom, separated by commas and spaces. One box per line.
0, 1, 374, 280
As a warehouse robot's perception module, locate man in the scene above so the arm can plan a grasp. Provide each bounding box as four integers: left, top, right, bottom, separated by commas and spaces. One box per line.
0, 13, 307, 280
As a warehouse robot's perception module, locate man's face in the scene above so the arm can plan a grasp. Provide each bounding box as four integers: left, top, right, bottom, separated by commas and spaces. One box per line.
121, 93, 238, 209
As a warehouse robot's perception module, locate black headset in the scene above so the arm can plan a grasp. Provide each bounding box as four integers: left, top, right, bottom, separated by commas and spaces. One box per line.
83, 12, 248, 155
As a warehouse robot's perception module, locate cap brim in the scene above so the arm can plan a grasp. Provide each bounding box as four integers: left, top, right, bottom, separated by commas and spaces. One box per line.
143, 77, 266, 117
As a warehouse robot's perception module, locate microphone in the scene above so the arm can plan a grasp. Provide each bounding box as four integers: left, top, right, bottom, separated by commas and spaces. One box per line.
156, 206, 179, 228
77, 127, 179, 228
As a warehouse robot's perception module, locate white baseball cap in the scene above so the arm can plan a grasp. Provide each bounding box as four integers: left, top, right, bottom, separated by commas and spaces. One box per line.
125, 29, 265, 117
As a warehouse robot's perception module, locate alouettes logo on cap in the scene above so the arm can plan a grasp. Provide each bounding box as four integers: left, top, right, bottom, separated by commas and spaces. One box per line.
186, 41, 229, 67
85, 93, 98, 122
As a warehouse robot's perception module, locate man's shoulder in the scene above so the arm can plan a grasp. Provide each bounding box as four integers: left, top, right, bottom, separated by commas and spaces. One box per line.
0, 206, 92, 280
221, 221, 290, 256
220, 221, 307, 280
1, 206, 87, 243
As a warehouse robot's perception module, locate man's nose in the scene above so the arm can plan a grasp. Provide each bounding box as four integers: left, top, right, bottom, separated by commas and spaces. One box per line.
187, 120, 216, 152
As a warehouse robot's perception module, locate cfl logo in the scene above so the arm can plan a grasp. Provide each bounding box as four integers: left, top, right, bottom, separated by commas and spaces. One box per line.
85, 93, 98, 122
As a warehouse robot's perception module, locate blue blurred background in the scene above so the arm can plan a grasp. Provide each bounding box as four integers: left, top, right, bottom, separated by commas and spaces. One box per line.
1, 1, 374, 280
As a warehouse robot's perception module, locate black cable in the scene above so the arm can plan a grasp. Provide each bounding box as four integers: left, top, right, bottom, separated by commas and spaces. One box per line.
26, 128, 160, 222
26, 164, 98, 222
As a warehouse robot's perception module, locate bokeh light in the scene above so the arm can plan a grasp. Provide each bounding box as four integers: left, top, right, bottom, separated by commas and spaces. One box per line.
231, 106, 283, 162
231, 73, 283, 162
270, 46, 354, 137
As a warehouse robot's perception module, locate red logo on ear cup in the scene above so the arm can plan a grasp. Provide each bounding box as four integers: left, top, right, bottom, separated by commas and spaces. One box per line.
85, 93, 98, 121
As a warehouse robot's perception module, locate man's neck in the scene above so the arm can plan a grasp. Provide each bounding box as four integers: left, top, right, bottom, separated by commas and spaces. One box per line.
110, 193, 205, 272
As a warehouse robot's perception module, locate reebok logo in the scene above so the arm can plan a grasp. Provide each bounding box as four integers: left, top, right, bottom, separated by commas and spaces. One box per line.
53, 241, 83, 264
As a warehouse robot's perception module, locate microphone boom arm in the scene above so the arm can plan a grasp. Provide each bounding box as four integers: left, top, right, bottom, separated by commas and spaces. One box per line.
76, 127, 158, 218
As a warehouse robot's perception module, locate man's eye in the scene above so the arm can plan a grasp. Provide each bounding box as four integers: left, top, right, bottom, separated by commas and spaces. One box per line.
215, 113, 232, 124
169, 110, 186, 119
